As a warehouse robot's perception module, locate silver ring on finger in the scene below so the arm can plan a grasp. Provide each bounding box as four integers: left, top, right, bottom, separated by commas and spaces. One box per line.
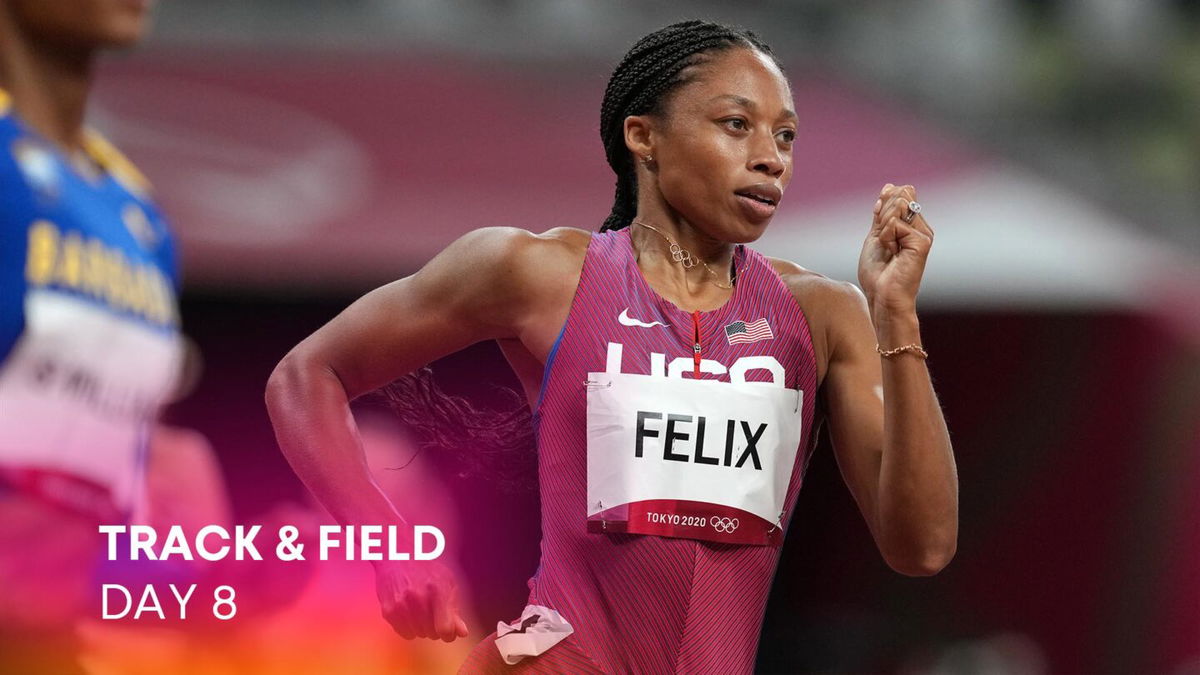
902, 200, 922, 223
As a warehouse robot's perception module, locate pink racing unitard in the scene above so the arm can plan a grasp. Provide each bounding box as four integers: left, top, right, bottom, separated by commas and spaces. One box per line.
460, 225, 821, 674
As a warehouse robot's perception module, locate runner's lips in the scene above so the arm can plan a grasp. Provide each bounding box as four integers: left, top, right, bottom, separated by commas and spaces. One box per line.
733, 184, 782, 206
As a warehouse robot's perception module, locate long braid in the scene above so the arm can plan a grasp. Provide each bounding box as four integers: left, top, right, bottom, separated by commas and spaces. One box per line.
599, 20, 781, 232
373, 367, 534, 493
380, 21, 781, 491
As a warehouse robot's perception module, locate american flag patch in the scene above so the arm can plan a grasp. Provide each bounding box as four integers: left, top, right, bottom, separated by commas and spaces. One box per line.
724, 318, 774, 345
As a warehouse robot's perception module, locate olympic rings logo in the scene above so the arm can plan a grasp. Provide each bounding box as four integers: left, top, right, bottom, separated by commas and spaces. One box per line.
712, 517, 740, 533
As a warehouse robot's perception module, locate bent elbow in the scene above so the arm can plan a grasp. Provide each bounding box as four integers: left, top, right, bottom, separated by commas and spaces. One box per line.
887, 542, 957, 578
264, 351, 311, 416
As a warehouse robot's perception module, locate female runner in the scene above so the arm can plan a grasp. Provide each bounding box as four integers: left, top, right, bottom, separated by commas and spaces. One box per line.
267, 19, 957, 674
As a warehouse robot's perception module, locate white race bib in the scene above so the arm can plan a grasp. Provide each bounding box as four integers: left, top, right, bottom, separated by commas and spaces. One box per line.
0, 289, 181, 516
585, 371, 802, 546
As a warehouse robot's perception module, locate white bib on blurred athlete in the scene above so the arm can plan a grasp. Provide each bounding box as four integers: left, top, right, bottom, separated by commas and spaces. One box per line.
0, 289, 181, 517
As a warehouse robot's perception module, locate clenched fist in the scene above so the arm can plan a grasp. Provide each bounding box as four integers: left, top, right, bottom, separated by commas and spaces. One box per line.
858, 183, 935, 318
374, 559, 469, 642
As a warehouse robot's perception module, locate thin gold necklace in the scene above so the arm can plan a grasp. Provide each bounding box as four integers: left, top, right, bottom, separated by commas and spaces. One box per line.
631, 219, 737, 290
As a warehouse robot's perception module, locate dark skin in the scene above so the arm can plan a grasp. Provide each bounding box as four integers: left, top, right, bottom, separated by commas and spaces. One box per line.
267, 46, 958, 644
1, 0, 286, 644
0, 0, 151, 154
0, 0, 156, 631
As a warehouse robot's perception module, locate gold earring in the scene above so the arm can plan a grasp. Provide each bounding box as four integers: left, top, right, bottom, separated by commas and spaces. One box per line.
641, 155, 653, 165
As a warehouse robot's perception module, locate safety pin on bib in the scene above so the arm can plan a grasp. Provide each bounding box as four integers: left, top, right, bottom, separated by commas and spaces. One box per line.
767, 511, 784, 535
584, 379, 612, 390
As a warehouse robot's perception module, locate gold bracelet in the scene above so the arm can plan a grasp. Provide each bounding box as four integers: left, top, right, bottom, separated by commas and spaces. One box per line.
876, 343, 928, 359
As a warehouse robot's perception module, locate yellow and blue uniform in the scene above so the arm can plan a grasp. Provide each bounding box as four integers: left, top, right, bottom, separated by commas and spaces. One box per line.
0, 88, 182, 522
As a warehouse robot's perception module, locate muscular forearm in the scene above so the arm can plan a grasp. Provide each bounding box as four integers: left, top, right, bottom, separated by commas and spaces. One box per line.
265, 353, 410, 538
872, 309, 958, 575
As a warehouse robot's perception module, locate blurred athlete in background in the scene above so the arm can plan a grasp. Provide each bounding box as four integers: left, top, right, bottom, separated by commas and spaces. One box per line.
0, 1, 230, 671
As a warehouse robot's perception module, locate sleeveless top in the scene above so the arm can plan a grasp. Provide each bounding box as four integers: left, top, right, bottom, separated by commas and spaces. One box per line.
515, 225, 821, 673
0, 88, 182, 522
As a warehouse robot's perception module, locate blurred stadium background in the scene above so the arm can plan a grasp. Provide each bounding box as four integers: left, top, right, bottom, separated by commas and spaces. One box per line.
93, 2, 1200, 673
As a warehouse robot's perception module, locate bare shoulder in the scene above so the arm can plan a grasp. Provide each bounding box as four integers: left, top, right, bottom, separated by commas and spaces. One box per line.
429, 225, 589, 293
437, 226, 591, 338
530, 225, 592, 264
482, 225, 591, 293
441, 224, 581, 256
763, 255, 869, 384
518, 225, 592, 314
763, 255, 866, 320
455, 225, 589, 266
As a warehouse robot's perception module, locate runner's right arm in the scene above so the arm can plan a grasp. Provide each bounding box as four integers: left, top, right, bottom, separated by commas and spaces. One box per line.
265, 226, 545, 641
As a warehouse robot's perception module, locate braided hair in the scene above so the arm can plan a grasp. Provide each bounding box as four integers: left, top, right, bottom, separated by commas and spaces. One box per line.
379, 21, 781, 491
599, 20, 781, 232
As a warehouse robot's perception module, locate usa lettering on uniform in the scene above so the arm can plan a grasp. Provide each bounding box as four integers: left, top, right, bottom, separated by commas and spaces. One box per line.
604, 341, 786, 385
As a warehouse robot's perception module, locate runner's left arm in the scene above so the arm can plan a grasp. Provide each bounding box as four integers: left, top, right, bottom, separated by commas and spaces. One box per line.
822, 183, 957, 577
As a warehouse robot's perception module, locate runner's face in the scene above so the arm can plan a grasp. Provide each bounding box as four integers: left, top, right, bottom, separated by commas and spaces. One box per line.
652, 48, 796, 243
6, 0, 153, 49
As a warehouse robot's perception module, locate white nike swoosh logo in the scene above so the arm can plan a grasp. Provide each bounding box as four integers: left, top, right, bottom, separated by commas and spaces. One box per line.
618, 308, 666, 328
